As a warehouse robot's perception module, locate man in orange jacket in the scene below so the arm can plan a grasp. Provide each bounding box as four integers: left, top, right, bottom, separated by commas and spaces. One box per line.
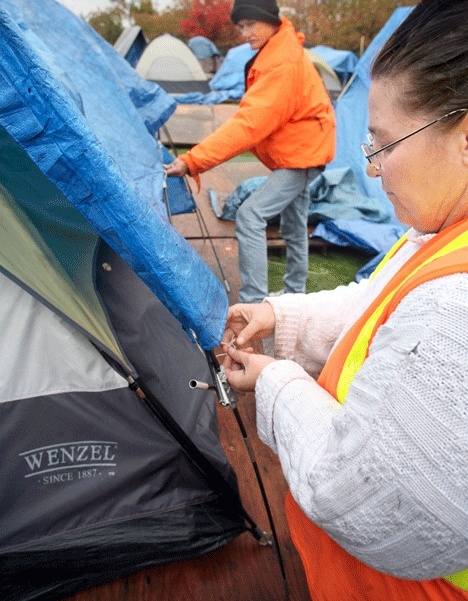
165, 0, 336, 303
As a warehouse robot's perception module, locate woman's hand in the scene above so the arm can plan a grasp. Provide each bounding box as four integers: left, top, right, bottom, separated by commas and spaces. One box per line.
223, 346, 276, 393
164, 158, 189, 177
222, 302, 276, 349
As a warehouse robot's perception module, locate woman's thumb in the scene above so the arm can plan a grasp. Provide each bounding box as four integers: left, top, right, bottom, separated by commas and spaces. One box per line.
228, 345, 247, 363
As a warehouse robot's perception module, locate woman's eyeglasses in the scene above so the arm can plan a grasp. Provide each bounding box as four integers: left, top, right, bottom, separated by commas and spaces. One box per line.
361, 108, 468, 170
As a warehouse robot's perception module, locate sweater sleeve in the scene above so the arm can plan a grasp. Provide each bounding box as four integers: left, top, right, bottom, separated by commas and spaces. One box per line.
264, 279, 368, 378
180, 62, 300, 176
256, 274, 468, 580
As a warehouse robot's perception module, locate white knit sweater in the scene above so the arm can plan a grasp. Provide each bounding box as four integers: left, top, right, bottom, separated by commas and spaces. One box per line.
256, 229, 468, 580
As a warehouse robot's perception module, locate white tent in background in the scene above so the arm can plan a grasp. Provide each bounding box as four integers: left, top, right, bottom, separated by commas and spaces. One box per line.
136, 33, 211, 94
306, 49, 342, 101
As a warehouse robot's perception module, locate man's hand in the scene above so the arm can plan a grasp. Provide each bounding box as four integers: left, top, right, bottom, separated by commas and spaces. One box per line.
164, 158, 189, 177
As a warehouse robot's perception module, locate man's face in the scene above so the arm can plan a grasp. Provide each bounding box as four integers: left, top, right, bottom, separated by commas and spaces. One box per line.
237, 19, 279, 50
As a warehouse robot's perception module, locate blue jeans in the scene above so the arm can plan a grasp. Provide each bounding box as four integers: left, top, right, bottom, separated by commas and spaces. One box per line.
236, 167, 320, 303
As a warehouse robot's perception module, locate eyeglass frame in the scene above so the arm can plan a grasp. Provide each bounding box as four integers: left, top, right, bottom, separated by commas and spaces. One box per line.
361, 108, 468, 170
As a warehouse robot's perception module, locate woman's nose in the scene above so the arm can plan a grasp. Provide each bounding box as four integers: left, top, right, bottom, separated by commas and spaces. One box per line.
366, 162, 380, 178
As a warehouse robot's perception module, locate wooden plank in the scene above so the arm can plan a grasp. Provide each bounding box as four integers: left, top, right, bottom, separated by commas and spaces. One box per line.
160, 104, 239, 147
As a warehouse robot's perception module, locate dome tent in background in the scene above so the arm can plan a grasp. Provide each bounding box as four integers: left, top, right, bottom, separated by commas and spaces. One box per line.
136, 32, 211, 93
114, 24, 148, 67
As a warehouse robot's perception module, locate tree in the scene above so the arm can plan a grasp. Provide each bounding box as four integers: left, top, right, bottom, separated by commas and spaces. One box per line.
180, 0, 241, 53
132, 7, 188, 40
87, 5, 126, 44
280, 0, 414, 54
131, 0, 156, 14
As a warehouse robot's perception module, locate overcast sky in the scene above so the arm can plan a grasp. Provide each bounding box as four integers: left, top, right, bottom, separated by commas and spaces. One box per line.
57, 0, 171, 18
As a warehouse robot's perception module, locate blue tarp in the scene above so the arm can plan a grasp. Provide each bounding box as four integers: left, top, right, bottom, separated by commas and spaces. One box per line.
220, 169, 390, 225
188, 36, 221, 59
210, 43, 256, 93
327, 7, 414, 224
313, 219, 408, 280
311, 46, 358, 84
0, 0, 228, 349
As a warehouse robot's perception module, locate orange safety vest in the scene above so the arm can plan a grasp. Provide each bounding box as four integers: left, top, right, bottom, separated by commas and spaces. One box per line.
286, 218, 468, 601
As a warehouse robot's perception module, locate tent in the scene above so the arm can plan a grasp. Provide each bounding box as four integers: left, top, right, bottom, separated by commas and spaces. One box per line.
306, 48, 342, 101
0, 1, 255, 598
188, 35, 223, 75
312, 45, 358, 85
136, 33, 211, 93
114, 25, 148, 67
326, 7, 414, 222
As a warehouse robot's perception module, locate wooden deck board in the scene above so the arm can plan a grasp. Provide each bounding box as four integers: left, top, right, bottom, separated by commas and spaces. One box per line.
160, 104, 239, 148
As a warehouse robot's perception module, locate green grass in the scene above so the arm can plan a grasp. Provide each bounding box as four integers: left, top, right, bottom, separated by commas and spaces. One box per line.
268, 248, 371, 294
169, 148, 257, 162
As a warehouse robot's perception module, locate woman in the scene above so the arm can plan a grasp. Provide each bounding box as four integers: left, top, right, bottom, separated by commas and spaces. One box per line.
165, 0, 335, 304
222, 0, 468, 599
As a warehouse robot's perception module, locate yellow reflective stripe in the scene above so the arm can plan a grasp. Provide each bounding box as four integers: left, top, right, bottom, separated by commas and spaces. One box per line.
370, 234, 408, 281
337, 230, 468, 403
444, 568, 468, 590
336, 293, 392, 403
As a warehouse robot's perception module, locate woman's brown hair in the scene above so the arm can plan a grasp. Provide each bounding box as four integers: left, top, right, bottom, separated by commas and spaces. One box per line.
371, 0, 467, 123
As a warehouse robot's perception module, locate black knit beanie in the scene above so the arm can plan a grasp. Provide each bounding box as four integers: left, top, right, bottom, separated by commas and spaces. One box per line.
230, 0, 281, 26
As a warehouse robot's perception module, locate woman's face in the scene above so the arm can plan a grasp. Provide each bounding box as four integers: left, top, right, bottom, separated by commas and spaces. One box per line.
237, 20, 278, 50
367, 78, 468, 233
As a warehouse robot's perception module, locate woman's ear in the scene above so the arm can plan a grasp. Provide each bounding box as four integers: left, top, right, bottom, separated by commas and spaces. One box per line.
461, 114, 468, 167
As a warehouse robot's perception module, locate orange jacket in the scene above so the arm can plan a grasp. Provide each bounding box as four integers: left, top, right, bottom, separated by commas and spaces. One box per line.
179, 17, 336, 178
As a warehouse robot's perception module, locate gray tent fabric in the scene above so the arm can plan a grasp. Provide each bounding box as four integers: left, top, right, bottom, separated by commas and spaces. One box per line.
0, 244, 246, 600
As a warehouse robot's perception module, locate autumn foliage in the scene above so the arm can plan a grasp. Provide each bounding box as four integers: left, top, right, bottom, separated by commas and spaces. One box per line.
87, 0, 417, 58
179, 0, 241, 52
282, 0, 415, 54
